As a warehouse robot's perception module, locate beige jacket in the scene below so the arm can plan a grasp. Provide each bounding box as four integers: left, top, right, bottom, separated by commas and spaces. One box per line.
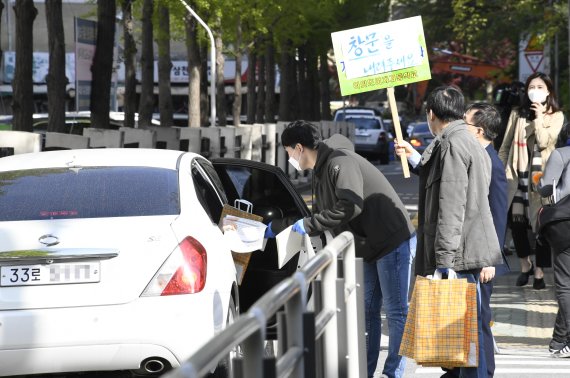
498, 109, 563, 230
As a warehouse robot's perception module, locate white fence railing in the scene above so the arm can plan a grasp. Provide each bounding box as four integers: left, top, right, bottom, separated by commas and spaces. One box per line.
162, 231, 366, 378
0, 121, 354, 180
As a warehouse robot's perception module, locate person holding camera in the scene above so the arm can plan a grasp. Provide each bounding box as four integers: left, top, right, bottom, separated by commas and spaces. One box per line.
498, 72, 564, 290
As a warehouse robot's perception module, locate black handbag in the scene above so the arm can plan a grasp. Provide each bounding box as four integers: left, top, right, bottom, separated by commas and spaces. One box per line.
537, 194, 570, 254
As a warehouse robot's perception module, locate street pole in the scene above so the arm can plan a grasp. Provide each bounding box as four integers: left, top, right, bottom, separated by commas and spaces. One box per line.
178, 0, 216, 127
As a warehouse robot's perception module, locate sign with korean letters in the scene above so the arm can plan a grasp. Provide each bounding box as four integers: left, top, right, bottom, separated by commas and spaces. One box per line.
331, 16, 431, 96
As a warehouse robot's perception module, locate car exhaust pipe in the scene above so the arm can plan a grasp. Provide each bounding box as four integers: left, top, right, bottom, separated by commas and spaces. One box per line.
143, 359, 165, 374
133, 357, 170, 375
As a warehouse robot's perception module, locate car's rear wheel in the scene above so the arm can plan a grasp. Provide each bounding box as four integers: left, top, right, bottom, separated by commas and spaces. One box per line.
210, 296, 238, 378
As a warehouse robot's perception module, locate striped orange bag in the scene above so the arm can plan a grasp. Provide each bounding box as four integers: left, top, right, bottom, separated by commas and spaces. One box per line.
399, 275, 478, 367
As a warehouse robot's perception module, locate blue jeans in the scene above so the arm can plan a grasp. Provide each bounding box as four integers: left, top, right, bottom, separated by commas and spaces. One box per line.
364, 235, 416, 378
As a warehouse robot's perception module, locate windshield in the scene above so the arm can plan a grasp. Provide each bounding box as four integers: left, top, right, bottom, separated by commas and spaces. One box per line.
346, 118, 381, 130
0, 167, 179, 221
411, 123, 430, 134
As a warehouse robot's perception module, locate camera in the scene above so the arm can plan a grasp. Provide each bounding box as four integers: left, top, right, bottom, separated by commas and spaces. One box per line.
494, 82, 525, 107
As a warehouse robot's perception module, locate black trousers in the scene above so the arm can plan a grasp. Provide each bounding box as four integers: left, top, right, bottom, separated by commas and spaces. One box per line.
552, 248, 570, 342
510, 221, 552, 268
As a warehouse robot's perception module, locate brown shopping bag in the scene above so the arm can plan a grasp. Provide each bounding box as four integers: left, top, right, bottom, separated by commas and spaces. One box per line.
399, 275, 478, 367
218, 202, 263, 285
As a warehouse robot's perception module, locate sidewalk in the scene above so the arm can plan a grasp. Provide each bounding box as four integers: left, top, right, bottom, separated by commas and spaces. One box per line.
491, 252, 558, 354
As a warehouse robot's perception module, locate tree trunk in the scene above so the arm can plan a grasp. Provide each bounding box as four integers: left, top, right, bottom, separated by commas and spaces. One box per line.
138, 0, 154, 128
298, 45, 309, 119
319, 51, 331, 120
264, 36, 275, 123
306, 46, 319, 121
278, 41, 298, 122
246, 48, 256, 124
185, 12, 201, 128
90, 0, 116, 129
232, 18, 242, 126
122, 0, 136, 128
255, 50, 265, 123
12, 0, 37, 132
156, 3, 173, 127
200, 43, 209, 126
0, 2, 5, 91
214, 16, 226, 126
45, 0, 66, 133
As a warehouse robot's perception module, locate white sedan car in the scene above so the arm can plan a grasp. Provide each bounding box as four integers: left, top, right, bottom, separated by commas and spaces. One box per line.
0, 148, 311, 377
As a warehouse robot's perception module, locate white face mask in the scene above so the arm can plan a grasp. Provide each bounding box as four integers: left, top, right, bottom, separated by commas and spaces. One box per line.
288, 149, 303, 171
528, 89, 548, 103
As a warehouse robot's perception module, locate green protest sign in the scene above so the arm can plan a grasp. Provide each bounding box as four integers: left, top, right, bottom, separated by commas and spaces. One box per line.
331, 16, 431, 96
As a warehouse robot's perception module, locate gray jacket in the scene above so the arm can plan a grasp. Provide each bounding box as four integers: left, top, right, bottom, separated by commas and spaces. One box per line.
416, 120, 502, 274
303, 134, 414, 262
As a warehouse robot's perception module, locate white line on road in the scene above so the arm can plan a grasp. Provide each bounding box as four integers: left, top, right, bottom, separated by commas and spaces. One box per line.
415, 367, 570, 374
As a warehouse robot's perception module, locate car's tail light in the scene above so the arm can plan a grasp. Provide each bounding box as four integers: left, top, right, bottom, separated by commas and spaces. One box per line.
142, 236, 207, 296
410, 138, 422, 147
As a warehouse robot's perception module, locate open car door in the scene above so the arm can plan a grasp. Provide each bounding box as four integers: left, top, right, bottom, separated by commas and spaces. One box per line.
212, 158, 321, 315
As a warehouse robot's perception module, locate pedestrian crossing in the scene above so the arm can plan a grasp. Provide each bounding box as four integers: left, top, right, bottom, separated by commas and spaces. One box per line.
412, 353, 570, 376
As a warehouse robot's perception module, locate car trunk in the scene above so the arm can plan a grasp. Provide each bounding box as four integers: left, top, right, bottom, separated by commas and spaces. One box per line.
0, 216, 178, 310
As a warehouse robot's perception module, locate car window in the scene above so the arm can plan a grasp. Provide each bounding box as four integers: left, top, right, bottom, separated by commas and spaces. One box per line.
195, 158, 228, 205
191, 160, 225, 223
334, 111, 374, 121
0, 167, 179, 221
214, 165, 303, 223
412, 123, 430, 134
346, 118, 381, 130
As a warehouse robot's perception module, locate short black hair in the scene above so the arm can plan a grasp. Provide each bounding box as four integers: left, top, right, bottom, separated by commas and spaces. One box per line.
466, 102, 501, 141
281, 120, 321, 149
426, 86, 465, 122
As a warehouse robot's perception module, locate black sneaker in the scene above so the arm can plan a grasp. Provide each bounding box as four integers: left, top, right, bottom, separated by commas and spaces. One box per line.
549, 339, 567, 353
552, 342, 570, 358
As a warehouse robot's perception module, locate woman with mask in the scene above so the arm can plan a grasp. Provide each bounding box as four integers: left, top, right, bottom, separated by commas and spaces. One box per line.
499, 72, 564, 290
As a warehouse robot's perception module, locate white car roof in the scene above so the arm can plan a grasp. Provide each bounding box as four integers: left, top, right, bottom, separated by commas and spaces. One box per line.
0, 148, 197, 172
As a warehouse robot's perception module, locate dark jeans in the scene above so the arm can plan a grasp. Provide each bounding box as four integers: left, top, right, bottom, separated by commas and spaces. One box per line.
480, 281, 495, 377
552, 248, 570, 343
510, 221, 552, 268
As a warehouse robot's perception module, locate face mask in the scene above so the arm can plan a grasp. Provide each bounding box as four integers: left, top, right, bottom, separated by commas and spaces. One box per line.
288, 149, 303, 171
528, 90, 548, 103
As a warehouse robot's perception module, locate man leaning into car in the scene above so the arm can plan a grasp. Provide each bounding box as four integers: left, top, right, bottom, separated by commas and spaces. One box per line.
265, 120, 416, 378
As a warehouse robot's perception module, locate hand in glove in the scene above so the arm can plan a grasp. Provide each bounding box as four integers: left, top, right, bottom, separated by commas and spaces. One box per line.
264, 221, 276, 239
292, 219, 306, 235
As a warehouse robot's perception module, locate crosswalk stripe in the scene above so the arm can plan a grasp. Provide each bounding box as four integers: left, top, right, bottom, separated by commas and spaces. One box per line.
415, 367, 570, 374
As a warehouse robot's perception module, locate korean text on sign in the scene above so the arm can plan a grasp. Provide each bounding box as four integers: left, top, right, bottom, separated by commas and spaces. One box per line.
341, 18, 425, 80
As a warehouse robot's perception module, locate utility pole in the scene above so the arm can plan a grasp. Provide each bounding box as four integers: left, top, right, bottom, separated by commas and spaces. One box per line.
178, 0, 216, 127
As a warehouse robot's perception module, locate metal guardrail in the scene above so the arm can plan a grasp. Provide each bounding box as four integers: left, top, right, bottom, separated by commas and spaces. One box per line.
162, 231, 366, 378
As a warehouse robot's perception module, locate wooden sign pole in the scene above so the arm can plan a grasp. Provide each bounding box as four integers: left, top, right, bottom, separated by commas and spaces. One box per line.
387, 87, 410, 178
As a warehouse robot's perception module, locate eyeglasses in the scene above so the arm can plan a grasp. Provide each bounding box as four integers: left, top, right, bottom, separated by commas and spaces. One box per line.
463, 115, 485, 133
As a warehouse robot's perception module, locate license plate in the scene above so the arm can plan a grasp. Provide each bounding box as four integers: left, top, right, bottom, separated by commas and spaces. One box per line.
0, 262, 100, 287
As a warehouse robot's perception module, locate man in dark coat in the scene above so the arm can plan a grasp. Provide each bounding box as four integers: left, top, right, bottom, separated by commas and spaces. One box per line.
268, 120, 415, 378
463, 102, 510, 377
395, 86, 502, 378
